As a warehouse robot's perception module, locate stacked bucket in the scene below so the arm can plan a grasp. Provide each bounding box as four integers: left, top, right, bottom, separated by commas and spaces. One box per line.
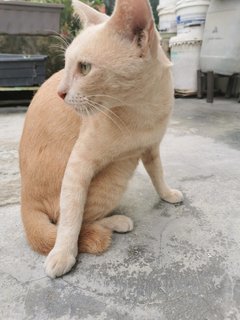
157, 0, 178, 55
158, 0, 210, 95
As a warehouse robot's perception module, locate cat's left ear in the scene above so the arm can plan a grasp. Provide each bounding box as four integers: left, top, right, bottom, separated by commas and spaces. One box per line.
72, 0, 109, 28
108, 0, 159, 57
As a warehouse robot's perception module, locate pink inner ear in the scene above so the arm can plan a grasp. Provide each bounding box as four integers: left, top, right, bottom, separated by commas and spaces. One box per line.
110, 0, 154, 40
131, 1, 152, 29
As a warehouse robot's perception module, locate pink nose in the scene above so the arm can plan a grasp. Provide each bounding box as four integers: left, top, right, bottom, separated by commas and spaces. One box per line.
58, 91, 67, 100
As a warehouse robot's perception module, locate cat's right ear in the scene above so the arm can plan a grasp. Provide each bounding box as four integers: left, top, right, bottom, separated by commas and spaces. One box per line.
72, 0, 109, 28
108, 0, 159, 57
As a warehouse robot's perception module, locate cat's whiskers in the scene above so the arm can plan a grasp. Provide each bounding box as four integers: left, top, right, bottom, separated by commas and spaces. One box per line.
51, 32, 70, 48
49, 33, 71, 58
84, 103, 90, 118
76, 103, 90, 116
85, 98, 129, 133
85, 94, 126, 106
69, 96, 95, 116
50, 44, 66, 52
86, 94, 162, 108
49, 46, 66, 59
84, 99, 126, 134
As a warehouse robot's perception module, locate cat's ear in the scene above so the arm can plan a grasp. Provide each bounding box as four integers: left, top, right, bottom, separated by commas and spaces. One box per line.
108, 0, 158, 56
72, 0, 109, 28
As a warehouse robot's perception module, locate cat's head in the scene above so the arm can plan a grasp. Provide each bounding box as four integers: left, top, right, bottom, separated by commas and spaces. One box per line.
58, 0, 168, 116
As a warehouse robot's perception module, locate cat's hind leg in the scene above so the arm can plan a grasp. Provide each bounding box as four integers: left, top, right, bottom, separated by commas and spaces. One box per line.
83, 158, 138, 224
78, 222, 112, 254
79, 215, 133, 254
78, 158, 138, 255
98, 215, 134, 233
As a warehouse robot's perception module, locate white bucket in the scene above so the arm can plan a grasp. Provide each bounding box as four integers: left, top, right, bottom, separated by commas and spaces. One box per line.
158, 6, 177, 33
170, 35, 202, 94
176, 0, 210, 37
200, 0, 240, 75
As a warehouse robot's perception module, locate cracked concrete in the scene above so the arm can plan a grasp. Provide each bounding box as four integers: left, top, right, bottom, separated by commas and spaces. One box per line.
0, 99, 240, 319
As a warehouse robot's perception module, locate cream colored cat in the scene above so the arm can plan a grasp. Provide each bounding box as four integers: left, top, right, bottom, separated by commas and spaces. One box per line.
19, 0, 183, 278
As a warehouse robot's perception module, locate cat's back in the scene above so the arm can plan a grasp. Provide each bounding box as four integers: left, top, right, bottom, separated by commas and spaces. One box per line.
20, 70, 80, 207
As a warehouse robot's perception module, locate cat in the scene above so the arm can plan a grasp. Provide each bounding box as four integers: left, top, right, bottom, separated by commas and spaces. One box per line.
19, 0, 183, 278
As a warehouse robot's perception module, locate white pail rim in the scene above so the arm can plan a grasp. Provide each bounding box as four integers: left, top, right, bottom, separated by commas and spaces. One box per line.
158, 6, 176, 14
176, 0, 210, 11
169, 34, 202, 46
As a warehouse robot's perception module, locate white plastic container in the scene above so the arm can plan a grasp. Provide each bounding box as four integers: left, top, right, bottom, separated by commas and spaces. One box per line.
158, 6, 177, 33
158, 0, 177, 9
170, 34, 201, 94
176, 0, 210, 38
158, 0, 178, 33
200, 0, 240, 75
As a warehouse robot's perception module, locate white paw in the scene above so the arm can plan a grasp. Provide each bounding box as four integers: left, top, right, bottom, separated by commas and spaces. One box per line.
113, 215, 134, 233
161, 189, 183, 204
44, 248, 76, 278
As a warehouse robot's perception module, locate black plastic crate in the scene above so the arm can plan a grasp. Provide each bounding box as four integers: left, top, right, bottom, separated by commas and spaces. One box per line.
0, 54, 47, 87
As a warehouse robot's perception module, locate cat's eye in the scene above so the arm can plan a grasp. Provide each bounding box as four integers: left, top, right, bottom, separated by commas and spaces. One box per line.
78, 62, 92, 76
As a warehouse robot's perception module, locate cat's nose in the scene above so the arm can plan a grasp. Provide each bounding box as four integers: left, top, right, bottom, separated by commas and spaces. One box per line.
58, 90, 67, 100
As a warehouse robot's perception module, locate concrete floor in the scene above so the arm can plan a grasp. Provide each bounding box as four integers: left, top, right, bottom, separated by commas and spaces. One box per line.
0, 99, 240, 320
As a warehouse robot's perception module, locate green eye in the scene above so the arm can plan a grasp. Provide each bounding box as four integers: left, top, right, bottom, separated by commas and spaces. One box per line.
78, 62, 91, 76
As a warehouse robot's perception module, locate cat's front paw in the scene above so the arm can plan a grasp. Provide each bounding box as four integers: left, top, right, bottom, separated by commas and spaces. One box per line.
44, 248, 76, 278
161, 189, 183, 204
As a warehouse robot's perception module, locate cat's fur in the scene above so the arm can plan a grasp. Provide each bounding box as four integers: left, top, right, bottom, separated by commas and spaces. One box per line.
19, 0, 183, 278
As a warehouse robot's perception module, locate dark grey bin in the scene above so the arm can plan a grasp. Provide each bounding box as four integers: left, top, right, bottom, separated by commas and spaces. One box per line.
0, 1, 64, 35
0, 54, 47, 87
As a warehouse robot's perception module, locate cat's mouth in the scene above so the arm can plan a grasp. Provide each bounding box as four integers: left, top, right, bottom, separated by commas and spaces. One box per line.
66, 96, 99, 116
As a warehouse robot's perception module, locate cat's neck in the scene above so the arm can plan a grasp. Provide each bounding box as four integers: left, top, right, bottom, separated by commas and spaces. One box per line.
114, 63, 174, 129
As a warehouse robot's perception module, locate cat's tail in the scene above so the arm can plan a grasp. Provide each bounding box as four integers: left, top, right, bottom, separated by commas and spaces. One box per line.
21, 206, 112, 256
